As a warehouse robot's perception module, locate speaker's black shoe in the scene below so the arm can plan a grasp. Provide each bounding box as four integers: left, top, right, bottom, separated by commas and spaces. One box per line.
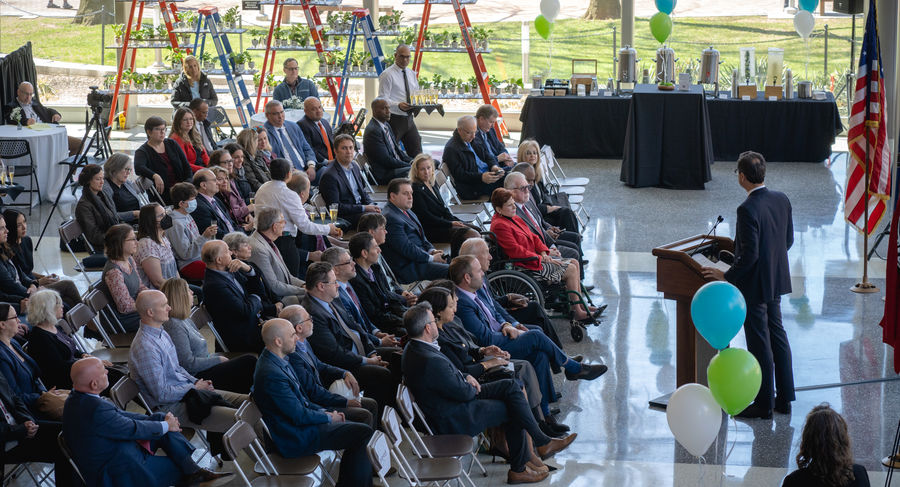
735, 404, 772, 420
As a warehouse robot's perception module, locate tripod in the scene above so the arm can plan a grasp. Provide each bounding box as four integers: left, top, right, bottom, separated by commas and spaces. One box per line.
35, 103, 113, 249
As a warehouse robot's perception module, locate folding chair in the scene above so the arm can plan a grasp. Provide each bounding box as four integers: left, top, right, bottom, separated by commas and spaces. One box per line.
57, 432, 88, 486
58, 313, 129, 364
83, 289, 135, 348
379, 407, 465, 486
136, 176, 164, 205
58, 219, 104, 281
223, 421, 316, 487
539, 145, 589, 187
190, 304, 230, 353
209, 105, 237, 146
0, 139, 40, 213
436, 163, 492, 210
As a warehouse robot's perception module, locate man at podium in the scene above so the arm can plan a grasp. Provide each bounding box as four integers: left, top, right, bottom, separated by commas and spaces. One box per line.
702, 151, 795, 420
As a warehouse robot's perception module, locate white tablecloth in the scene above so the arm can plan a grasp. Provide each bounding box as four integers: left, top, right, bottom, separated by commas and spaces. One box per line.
249, 108, 306, 129
0, 124, 69, 205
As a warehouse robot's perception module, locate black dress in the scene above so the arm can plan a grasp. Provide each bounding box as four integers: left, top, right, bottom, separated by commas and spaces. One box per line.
411, 181, 461, 244
782, 464, 870, 487
24, 327, 79, 389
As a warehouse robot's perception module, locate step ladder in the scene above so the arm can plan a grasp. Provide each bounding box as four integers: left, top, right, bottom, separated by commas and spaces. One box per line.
411, 0, 509, 139
330, 9, 386, 127
192, 6, 256, 128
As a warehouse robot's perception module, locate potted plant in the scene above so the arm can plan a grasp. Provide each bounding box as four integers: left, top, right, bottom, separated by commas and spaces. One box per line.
472, 26, 491, 50
331, 34, 341, 48
447, 76, 458, 94
180, 11, 197, 30
289, 24, 309, 48
438, 32, 451, 47
432, 74, 443, 92
423, 30, 433, 48
112, 24, 126, 46
340, 12, 353, 31
222, 6, 240, 30
167, 74, 178, 89
273, 26, 288, 47
379, 15, 391, 31
155, 24, 168, 41
384, 54, 394, 67
390, 10, 402, 30
153, 74, 167, 91
488, 74, 501, 96
324, 52, 340, 73
418, 76, 432, 90
201, 51, 215, 70
229, 51, 244, 72
248, 28, 264, 47
245, 52, 255, 70
316, 78, 329, 91
450, 32, 460, 49
365, 57, 375, 73
398, 27, 416, 46
468, 75, 479, 95
165, 47, 186, 70
507, 77, 523, 95
266, 73, 278, 90
130, 28, 146, 46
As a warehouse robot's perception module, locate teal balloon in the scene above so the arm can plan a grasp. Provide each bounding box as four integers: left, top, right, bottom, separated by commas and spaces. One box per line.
649, 12, 672, 44
707, 348, 762, 416
655, 0, 676, 14
534, 15, 552, 40
690, 281, 746, 350
799, 0, 818, 12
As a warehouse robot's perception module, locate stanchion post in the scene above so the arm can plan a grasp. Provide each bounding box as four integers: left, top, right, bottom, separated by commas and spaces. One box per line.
823, 24, 828, 78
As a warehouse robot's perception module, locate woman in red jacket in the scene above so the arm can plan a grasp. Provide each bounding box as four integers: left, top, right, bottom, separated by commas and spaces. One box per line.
169, 107, 209, 172
490, 188, 596, 322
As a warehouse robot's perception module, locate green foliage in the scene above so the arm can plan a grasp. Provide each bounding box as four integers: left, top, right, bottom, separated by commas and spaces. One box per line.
222, 6, 241, 25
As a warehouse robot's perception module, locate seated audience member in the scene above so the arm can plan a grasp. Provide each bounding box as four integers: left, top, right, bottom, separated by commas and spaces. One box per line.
64, 357, 229, 487
169, 107, 209, 172
210, 166, 252, 231
402, 303, 574, 483
99, 224, 147, 332
516, 140, 579, 233
0, 216, 39, 312
504, 171, 583, 264
363, 97, 412, 184
298, 96, 334, 170
281, 305, 377, 427
348, 232, 411, 335
135, 204, 179, 289
191, 168, 239, 240
171, 55, 218, 109
319, 134, 381, 228
321, 247, 401, 346
264, 100, 317, 175
26, 290, 110, 390
237, 128, 272, 191
253, 318, 374, 487
190, 98, 217, 154
490, 188, 599, 323
3, 81, 80, 155
201, 240, 265, 352
443, 115, 506, 200
255, 159, 340, 277
129, 291, 247, 447
161, 278, 256, 394
418, 285, 567, 437
409, 153, 469, 243
381, 178, 448, 283
224, 142, 253, 203
165, 182, 216, 281
459, 237, 564, 349
249, 206, 306, 304
223, 232, 283, 319
101, 153, 145, 223
472, 104, 513, 167
75, 164, 120, 252
783, 404, 870, 487
356, 213, 417, 300
450, 226, 480, 260
272, 57, 319, 103
302, 262, 397, 413
0, 366, 71, 486
0, 303, 49, 414
286, 170, 346, 273
5, 210, 82, 308
135, 116, 193, 204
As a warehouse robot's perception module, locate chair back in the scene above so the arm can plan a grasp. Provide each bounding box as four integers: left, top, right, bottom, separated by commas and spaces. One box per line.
109, 376, 151, 413
380, 406, 405, 448
0, 139, 31, 161
234, 400, 272, 442
84, 289, 126, 335
366, 431, 394, 480
394, 384, 415, 424
57, 432, 88, 486
191, 304, 229, 352
310, 192, 327, 212
65, 302, 116, 350
58, 219, 84, 245
223, 420, 278, 483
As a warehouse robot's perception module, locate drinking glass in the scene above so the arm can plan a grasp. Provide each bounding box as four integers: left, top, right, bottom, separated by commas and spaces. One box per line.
329, 204, 338, 222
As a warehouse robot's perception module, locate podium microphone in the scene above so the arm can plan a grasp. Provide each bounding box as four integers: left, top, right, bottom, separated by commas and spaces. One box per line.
689, 215, 724, 257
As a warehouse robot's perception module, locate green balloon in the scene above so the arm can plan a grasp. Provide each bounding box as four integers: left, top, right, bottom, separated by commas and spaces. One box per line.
649, 12, 673, 44
535, 15, 552, 40
706, 348, 762, 416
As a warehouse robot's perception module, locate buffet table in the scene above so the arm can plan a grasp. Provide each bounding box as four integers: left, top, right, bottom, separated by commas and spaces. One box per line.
519, 86, 843, 163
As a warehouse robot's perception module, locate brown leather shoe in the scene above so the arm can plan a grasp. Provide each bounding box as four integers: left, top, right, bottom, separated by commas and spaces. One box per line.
507, 466, 549, 484
526, 458, 549, 474
535, 433, 577, 459
180, 468, 232, 486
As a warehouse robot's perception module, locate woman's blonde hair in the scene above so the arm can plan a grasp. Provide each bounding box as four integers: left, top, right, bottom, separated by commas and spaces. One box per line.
170, 107, 203, 148
182, 55, 200, 78
237, 129, 259, 158
516, 139, 543, 182
408, 153, 436, 185
160, 277, 192, 320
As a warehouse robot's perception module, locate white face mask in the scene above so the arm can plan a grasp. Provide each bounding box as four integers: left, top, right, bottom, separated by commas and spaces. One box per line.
186, 199, 198, 213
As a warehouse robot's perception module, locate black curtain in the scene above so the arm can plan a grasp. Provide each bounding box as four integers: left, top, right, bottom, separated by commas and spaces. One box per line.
0, 42, 38, 125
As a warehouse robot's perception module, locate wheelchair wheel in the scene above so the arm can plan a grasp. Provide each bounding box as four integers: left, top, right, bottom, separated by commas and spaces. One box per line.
487, 270, 545, 309
570, 323, 584, 342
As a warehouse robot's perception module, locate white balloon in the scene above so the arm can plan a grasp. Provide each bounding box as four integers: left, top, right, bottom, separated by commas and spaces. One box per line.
540, 0, 561, 22
666, 383, 723, 457
793, 10, 815, 40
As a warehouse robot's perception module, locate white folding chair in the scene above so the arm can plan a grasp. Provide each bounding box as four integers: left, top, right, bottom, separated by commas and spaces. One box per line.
223, 421, 316, 487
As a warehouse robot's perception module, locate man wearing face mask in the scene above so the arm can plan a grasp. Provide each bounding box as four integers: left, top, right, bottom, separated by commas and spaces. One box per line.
166, 182, 218, 282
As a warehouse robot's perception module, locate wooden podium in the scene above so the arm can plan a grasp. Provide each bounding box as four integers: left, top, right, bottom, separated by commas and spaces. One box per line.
650, 234, 734, 408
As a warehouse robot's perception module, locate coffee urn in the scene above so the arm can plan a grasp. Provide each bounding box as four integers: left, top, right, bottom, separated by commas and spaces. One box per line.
655, 45, 676, 84
616, 45, 638, 94
698, 45, 721, 97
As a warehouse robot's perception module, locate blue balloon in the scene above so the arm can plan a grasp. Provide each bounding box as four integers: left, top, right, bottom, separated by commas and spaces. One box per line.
690, 281, 747, 350
655, 0, 676, 14
799, 0, 818, 12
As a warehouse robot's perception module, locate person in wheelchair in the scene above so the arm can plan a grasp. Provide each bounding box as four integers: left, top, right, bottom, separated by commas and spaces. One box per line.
489, 188, 601, 324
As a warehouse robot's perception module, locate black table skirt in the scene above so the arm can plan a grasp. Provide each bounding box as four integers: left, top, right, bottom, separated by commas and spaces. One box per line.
519, 88, 844, 163
620, 84, 713, 189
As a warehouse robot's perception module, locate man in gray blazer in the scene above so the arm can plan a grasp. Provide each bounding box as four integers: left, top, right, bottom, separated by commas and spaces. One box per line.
249, 206, 306, 304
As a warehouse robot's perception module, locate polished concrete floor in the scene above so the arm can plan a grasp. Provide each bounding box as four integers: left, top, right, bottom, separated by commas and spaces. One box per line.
14, 129, 900, 486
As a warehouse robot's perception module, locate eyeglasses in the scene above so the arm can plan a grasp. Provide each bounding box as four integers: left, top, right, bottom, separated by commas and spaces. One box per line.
3, 315, 18, 322
335, 260, 354, 267
150, 127, 167, 133
284, 67, 299, 71
125, 237, 137, 242
514, 185, 534, 192
298, 317, 313, 326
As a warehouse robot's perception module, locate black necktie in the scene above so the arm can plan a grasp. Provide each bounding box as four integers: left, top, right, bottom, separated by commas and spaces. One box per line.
401, 69, 411, 105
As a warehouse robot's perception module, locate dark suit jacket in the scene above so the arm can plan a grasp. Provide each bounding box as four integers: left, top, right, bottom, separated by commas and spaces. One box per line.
381, 203, 435, 283
454, 286, 515, 348
3, 99, 59, 125
0, 257, 34, 300
724, 187, 793, 304
264, 121, 316, 169
0, 340, 44, 410
349, 263, 406, 331
437, 319, 487, 378
363, 119, 411, 185
202, 268, 264, 352
302, 295, 374, 372
318, 161, 372, 227
287, 344, 348, 408
190, 193, 238, 240
24, 327, 77, 389
63, 390, 173, 487
170, 72, 218, 108
411, 181, 460, 242
133, 140, 193, 204
298, 115, 334, 166
0, 372, 35, 443
252, 349, 330, 458
443, 129, 498, 200
470, 128, 508, 166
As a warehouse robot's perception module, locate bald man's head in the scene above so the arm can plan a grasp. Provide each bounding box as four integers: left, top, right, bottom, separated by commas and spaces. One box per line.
71, 357, 109, 394
135, 290, 169, 325
262, 318, 296, 356
279, 305, 313, 338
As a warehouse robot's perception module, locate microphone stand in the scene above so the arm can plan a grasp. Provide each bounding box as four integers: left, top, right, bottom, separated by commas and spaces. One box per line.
689, 215, 724, 257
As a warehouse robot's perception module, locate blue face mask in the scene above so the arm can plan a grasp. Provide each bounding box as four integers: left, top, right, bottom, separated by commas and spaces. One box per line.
186, 199, 197, 213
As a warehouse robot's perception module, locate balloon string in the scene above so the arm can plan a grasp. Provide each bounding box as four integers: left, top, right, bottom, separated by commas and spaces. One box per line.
724, 416, 738, 463
548, 34, 553, 77
698, 454, 707, 485
804, 39, 809, 79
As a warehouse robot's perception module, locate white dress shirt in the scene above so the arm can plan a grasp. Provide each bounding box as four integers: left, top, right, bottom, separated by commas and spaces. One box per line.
254, 180, 330, 237
378, 64, 419, 117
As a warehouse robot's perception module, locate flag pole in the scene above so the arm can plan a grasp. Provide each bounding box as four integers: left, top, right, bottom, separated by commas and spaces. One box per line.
853, 83, 880, 293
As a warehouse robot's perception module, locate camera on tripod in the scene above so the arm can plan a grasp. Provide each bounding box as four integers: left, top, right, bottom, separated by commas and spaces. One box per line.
87, 86, 112, 109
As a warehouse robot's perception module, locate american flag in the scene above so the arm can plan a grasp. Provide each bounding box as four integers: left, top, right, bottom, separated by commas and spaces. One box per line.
845, 0, 892, 236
